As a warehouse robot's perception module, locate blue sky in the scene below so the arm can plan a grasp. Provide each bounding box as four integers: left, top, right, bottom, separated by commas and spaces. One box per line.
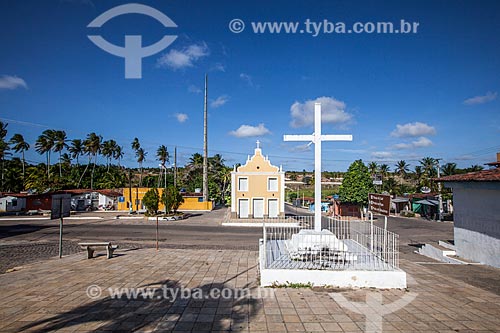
1, 0, 499, 172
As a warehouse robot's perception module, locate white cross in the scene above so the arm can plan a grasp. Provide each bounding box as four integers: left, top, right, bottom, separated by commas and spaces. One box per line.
256, 140, 260, 149
284, 103, 352, 231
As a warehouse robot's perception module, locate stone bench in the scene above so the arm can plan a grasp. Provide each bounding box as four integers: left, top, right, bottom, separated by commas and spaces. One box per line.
78, 242, 118, 259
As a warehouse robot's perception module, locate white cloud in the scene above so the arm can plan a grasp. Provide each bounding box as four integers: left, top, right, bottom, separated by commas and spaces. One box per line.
188, 85, 201, 94
287, 144, 311, 153
371, 151, 393, 159
393, 137, 433, 150
0, 75, 28, 90
391, 122, 436, 138
290, 96, 353, 128
229, 123, 271, 138
157, 42, 209, 70
239, 73, 253, 86
212, 63, 225, 72
175, 113, 188, 123
463, 91, 497, 105
210, 95, 229, 108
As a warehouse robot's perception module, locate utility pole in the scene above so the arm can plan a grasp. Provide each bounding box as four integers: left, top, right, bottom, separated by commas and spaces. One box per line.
203, 74, 209, 203
174, 146, 177, 188
437, 158, 443, 222
128, 168, 133, 214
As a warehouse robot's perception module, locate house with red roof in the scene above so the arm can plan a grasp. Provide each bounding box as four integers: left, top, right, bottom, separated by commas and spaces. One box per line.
437, 157, 500, 268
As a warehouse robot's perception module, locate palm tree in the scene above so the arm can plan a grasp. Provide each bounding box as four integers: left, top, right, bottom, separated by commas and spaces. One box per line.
420, 157, 437, 178
78, 133, 102, 189
68, 139, 83, 166
35, 129, 56, 179
136, 147, 147, 186
441, 163, 457, 176
156, 145, 169, 166
414, 165, 423, 186
379, 164, 390, 179
131, 137, 140, 152
9, 133, 30, 179
395, 160, 410, 179
368, 162, 378, 176
101, 139, 117, 171
113, 145, 123, 166
156, 145, 169, 188
61, 153, 72, 168
0, 123, 9, 191
53, 130, 67, 178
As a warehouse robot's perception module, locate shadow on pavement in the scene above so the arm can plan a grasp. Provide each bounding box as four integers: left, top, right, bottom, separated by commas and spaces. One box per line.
0, 224, 55, 239
18, 278, 262, 332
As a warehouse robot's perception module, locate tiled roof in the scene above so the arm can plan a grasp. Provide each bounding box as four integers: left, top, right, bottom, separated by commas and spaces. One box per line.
436, 168, 500, 182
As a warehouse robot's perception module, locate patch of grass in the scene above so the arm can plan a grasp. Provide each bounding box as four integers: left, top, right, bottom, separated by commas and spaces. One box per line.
270, 281, 314, 289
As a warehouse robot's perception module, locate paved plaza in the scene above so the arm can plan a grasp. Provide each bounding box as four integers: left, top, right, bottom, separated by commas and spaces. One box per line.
0, 245, 499, 332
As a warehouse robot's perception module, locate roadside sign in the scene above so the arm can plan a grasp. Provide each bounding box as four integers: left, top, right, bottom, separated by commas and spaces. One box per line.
369, 193, 391, 216
51, 194, 71, 219
51, 194, 71, 259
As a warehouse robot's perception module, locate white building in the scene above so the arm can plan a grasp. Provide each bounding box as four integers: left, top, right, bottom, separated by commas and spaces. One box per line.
0, 195, 26, 213
439, 167, 500, 268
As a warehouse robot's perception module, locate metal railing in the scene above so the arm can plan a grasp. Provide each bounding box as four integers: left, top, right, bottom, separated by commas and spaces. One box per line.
262, 216, 399, 271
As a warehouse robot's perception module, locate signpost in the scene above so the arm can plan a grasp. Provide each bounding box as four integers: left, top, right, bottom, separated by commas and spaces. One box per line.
51, 194, 71, 258
368, 193, 390, 216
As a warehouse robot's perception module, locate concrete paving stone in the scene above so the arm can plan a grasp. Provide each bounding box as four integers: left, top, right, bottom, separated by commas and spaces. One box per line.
319, 322, 343, 331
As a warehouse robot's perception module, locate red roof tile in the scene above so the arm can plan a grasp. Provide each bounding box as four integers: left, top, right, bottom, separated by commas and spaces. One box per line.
436, 168, 500, 182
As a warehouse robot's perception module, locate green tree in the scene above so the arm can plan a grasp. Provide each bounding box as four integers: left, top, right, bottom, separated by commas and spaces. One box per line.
338, 159, 375, 207
9, 133, 29, 180
161, 185, 184, 214
136, 147, 147, 187
53, 130, 68, 178
395, 160, 410, 179
441, 162, 457, 176
35, 129, 55, 179
368, 162, 378, 176
142, 187, 159, 215
68, 139, 83, 166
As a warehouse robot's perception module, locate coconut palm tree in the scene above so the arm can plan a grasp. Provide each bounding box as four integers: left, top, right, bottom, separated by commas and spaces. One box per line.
113, 144, 123, 166
78, 133, 102, 189
131, 137, 140, 152
0, 123, 10, 191
53, 130, 67, 178
68, 139, 83, 166
395, 160, 410, 179
368, 162, 378, 176
379, 164, 390, 180
9, 133, 30, 179
420, 157, 437, 178
101, 139, 117, 171
156, 145, 169, 188
441, 162, 457, 176
35, 129, 56, 179
136, 147, 147, 187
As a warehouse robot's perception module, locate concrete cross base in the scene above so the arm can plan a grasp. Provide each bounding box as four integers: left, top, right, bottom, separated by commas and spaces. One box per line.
259, 266, 407, 289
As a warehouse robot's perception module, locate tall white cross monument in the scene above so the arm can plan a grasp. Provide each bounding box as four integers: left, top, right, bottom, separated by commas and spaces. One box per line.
284, 103, 352, 232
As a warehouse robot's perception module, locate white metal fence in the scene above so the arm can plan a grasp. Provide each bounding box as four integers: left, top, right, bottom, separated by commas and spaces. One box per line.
262, 216, 399, 271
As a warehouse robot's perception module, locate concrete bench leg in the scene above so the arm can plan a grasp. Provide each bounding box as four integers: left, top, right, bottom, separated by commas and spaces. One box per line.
107, 246, 115, 259
86, 247, 95, 259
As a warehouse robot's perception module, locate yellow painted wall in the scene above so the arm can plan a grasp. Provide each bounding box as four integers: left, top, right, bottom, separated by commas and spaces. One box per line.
118, 188, 213, 211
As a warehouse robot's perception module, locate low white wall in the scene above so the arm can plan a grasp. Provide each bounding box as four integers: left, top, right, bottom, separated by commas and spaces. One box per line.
260, 268, 407, 289
455, 227, 500, 268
